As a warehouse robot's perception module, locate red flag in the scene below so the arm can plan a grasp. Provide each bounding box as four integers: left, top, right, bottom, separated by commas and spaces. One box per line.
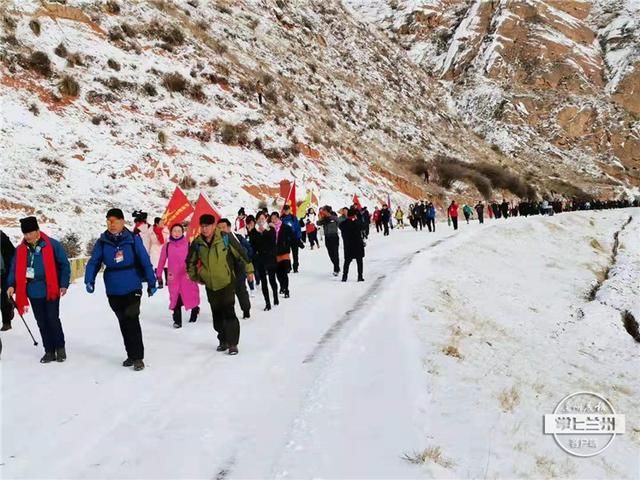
282, 181, 297, 216
187, 194, 221, 242
162, 186, 194, 228
352, 194, 362, 210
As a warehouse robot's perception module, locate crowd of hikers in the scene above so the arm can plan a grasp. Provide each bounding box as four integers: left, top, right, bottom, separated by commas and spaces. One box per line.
0, 195, 638, 368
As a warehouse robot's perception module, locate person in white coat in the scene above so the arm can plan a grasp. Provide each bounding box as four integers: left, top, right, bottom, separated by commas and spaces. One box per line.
150, 217, 169, 287
133, 211, 152, 254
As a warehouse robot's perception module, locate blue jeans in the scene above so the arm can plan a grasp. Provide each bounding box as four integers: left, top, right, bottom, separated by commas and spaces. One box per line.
30, 298, 65, 353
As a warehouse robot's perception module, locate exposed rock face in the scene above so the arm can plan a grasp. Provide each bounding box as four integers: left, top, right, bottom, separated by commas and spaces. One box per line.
346, 0, 640, 190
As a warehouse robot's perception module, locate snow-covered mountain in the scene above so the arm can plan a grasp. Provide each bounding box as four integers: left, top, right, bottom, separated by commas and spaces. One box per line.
1, 0, 638, 244
345, 0, 640, 192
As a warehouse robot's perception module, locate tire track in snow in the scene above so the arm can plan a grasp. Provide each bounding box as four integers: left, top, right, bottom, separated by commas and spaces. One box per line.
301, 233, 456, 364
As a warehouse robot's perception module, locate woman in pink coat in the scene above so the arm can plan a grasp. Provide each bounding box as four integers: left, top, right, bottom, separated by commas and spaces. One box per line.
156, 224, 200, 328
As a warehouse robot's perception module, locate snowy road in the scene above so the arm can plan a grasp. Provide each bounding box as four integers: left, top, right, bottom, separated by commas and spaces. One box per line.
1, 221, 479, 479
2, 211, 639, 479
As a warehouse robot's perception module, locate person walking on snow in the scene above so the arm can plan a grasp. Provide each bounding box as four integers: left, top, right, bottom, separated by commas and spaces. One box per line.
248, 212, 279, 311
186, 214, 254, 355
219, 218, 253, 319
306, 220, 319, 249
372, 207, 382, 233
270, 212, 303, 299
281, 204, 302, 273
256, 80, 264, 106
425, 202, 436, 232
462, 204, 474, 224
235, 208, 247, 237
447, 201, 459, 230
317, 206, 341, 276
361, 206, 371, 239
394, 206, 404, 228
501, 199, 510, 219
7, 217, 70, 364
339, 207, 365, 282
156, 224, 200, 329
380, 204, 391, 236
475, 201, 485, 224
1, 230, 16, 331
150, 217, 168, 288
132, 210, 152, 254
85, 208, 157, 371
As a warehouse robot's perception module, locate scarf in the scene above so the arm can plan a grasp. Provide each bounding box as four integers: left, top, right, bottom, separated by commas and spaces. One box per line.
14, 232, 59, 315
153, 225, 165, 245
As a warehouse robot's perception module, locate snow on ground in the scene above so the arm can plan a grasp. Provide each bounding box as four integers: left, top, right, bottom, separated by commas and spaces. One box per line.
1, 209, 639, 479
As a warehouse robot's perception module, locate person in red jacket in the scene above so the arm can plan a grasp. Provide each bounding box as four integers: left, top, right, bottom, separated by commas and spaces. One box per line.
372, 207, 382, 233
447, 200, 459, 231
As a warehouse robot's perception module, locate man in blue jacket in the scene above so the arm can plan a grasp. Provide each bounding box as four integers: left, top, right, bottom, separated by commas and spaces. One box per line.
7, 217, 70, 363
281, 204, 302, 273
84, 208, 157, 371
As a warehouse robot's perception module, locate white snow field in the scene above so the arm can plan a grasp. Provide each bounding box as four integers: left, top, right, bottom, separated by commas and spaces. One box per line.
1, 210, 639, 479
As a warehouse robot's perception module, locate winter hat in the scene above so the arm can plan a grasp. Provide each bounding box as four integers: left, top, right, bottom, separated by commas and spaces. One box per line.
132, 210, 148, 222
199, 214, 216, 226
19, 216, 39, 234
106, 208, 124, 220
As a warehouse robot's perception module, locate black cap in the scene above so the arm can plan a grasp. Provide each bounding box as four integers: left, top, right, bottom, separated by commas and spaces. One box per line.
132, 210, 147, 221
20, 216, 39, 234
106, 208, 124, 220
199, 214, 216, 226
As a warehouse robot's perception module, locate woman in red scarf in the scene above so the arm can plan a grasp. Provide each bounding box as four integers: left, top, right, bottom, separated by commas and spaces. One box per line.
149, 217, 168, 287
6, 217, 71, 363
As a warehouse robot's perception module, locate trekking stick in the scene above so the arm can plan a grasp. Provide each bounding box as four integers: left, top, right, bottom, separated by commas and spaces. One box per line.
10, 298, 38, 346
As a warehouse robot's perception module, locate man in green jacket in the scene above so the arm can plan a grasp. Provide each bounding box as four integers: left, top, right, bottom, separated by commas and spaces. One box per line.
187, 214, 254, 355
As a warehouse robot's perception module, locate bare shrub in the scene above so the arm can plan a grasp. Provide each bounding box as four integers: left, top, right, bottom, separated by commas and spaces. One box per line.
60, 232, 82, 258
58, 75, 80, 97
28, 103, 40, 116
402, 446, 454, 468
66, 53, 84, 67
105, 1, 121, 14
472, 162, 536, 199
189, 83, 207, 102
121, 22, 137, 37
29, 19, 41, 36
143, 82, 157, 96
498, 386, 520, 412
107, 58, 121, 71
158, 131, 167, 144
85, 238, 98, 256
207, 176, 218, 187
54, 43, 68, 58
163, 72, 187, 92
28, 51, 51, 76
220, 122, 249, 146
179, 175, 197, 190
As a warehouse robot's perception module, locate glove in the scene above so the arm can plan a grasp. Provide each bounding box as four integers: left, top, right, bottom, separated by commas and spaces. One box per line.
147, 286, 157, 297
85, 283, 95, 294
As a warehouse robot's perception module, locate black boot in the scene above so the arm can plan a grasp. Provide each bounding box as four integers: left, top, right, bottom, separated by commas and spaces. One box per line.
0, 323, 11, 332
264, 303, 271, 311
123, 358, 134, 367
56, 347, 67, 362
189, 306, 199, 323
133, 360, 145, 371
284, 290, 290, 299
273, 295, 279, 306
228, 345, 239, 356
216, 343, 228, 352
357, 277, 365, 282
172, 307, 182, 329
40, 352, 56, 363
243, 310, 250, 319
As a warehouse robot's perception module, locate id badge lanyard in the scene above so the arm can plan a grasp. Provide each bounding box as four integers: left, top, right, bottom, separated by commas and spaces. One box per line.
26, 245, 39, 279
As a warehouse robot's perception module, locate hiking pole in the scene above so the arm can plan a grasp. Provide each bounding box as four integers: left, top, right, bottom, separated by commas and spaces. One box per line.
9, 298, 38, 346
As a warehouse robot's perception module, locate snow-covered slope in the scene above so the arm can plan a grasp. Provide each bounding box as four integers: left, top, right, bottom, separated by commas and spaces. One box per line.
2, 209, 639, 478
1, 0, 510, 243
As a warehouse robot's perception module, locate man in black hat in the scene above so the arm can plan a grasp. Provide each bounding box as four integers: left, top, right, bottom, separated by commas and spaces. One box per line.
6, 217, 70, 363
84, 208, 158, 371
132, 210, 152, 254
1, 230, 16, 331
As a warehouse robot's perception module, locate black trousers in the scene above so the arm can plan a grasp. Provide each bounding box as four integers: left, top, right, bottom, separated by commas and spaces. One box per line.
451, 217, 458, 230
277, 260, 291, 294
172, 295, 199, 325
235, 274, 251, 314
325, 236, 340, 273
383, 221, 390, 236
375, 222, 381, 233
108, 291, 143, 361
308, 231, 319, 248
343, 256, 363, 280
464, 213, 471, 224
1, 281, 14, 327
257, 263, 278, 306
364, 225, 370, 238
206, 285, 239, 347
31, 298, 65, 353
426, 218, 435, 232
478, 213, 484, 224
291, 244, 299, 272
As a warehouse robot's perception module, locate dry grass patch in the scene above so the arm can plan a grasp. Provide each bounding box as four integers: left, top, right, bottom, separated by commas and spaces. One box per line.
402, 446, 454, 468
498, 386, 520, 412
